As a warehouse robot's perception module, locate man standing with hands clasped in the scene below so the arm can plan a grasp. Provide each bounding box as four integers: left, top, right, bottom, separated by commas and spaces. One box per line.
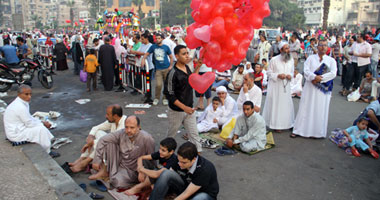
164, 45, 203, 152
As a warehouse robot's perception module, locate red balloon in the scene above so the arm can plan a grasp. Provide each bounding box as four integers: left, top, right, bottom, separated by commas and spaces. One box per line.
65, 20, 71, 23
205, 41, 221, 63
190, 0, 201, 10
185, 23, 202, 49
75, 22, 78, 26
224, 36, 239, 51
224, 15, 238, 31
79, 19, 85, 23
198, 0, 216, 24
215, 61, 232, 72
210, 17, 225, 38
211, 2, 234, 18
189, 72, 216, 94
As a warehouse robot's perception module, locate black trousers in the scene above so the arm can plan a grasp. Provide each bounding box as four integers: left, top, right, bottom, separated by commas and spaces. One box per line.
343, 63, 354, 90
353, 63, 368, 90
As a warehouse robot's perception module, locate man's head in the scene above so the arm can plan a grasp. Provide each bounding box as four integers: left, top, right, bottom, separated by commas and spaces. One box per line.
294, 68, 299, 76
275, 35, 282, 42
170, 34, 175, 41
348, 37, 354, 46
310, 38, 316, 45
216, 86, 227, 100
261, 58, 267, 66
155, 33, 164, 45
16, 37, 24, 45
254, 63, 262, 73
17, 84, 32, 102
260, 34, 266, 42
124, 115, 141, 138
243, 73, 255, 88
3, 38, 10, 45
212, 96, 221, 110
279, 42, 291, 62
104, 36, 110, 44
133, 33, 141, 43
237, 65, 244, 74
357, 33, 365, 43
93, 38, 99, 46
243, 101, 255, 117
159, 137, 177, 159
336, 36, 342, 43
317, 39, 328, 55
356, 118, 368, 130
241, 58, 247, 65
174, 45, 189, 64
141, 33, 150, 44
365, 71, 372, 80
177, 142, 198, 170
105, 104, 123, 123
246, 62, 252, 70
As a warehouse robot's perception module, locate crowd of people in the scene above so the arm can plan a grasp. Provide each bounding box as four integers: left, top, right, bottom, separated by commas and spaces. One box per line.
1, 26, 380, 199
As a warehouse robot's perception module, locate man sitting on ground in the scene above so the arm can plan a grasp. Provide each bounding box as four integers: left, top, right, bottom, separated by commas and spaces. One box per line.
237, 73, 262, 114
149, 142, 219, 200
125, 137, 178, 196
226, 101, 267, 153
354, 97, 380, 142
67, 104, 126, 173
228, 65, 246, 93
3, 84, 59, 157
90, 116, 155, 189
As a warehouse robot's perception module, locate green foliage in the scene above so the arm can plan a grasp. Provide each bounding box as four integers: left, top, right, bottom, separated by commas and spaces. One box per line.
263, 0, 305, 30
141, 17, 155, 28
31, 15, 43, 29
161, 0, 193, 26
86, 0, 106, 19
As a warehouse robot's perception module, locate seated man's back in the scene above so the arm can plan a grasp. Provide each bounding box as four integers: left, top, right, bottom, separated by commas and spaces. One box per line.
1, 39, 19, 65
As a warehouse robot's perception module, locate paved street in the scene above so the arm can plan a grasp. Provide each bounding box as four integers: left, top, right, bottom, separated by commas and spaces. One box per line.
1, 60, 379, 200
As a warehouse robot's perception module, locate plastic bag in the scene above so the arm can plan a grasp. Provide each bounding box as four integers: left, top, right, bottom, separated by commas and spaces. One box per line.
347, 89, 360, 102
368, 128, 379, 145
80, 70, 87, 83
220, 118, 236, 139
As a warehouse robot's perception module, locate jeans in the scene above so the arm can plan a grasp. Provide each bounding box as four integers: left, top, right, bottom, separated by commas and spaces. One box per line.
86, 72, 97, 90
212, 79, 229, 88
343, 63, 354, 90
335, 58, 342, 75
370, 59, 379, 78
149, 170, 214, 200
342, 63, 347, 85
353, 63, 368, 89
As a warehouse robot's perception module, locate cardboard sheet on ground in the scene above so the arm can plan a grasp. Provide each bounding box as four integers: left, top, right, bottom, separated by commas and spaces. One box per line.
125, 104, 151, 109
108, 188, 138, 200
200, 132, 275, 155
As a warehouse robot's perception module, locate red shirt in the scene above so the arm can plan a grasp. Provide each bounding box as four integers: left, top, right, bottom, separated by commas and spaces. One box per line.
254, 72, 264, 85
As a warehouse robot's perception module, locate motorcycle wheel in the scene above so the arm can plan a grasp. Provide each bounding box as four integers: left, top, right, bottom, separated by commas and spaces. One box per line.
38, 70, 53, 89
0, 81, 12, 92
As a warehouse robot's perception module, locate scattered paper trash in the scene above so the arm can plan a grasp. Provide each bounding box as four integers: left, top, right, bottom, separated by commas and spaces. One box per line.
134, 110, 146, 115
125, 104, 151, 109
33, 111, 61, 120
0, 92, 8, 98
157, 113, 168, 118
75, 99, 91, 104
51, 137, 72, 149
49, 111, 61, 119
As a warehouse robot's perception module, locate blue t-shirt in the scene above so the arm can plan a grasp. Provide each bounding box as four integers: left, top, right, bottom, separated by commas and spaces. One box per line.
345, 125, 369, 140
18, 43, 29, 56
366, 100, 380, 116
0, 45, 19, 64
148, 44, 171, 70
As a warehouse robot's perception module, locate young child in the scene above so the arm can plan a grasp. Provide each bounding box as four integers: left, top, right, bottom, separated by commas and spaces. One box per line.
291, 68, 303, 97
197, 96, 225, 133
343, 118, 379, 158
83, 49, 99, 92
261, 59, 268, 90
125, 137, 178, 196
254, 63, 264, 90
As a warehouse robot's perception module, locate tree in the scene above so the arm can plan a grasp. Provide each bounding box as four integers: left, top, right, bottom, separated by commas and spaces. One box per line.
263, 0, 306, 31
132, 0, 144, 18
86, 0, 106, 19
161, 0, 192, 26
66, 0, 75, 27
322, 0, 330, 31
31, 15, 43, 29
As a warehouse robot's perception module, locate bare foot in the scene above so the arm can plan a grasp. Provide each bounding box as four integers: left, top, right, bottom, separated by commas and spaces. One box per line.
125, 187, 141, 196
89, 171, 108, 180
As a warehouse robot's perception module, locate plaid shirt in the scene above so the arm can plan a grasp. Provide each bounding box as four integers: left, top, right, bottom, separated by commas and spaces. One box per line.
304, 45, 316, 58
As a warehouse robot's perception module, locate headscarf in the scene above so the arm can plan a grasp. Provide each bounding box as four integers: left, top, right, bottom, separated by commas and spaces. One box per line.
114, 38, 127, 62
278, 41, 289, 50
216, 86, 227, 94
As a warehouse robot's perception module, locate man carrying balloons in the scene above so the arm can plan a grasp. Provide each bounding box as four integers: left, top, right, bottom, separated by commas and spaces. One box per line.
163, 45, 203, 153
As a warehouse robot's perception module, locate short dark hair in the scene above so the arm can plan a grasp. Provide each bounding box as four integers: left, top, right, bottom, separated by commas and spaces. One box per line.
243, 101, 254, 108
3, 39, 10, 45
170, 35, 175, 39
16, 37, 24, 43
237, 64, 244, 68
93, 38, 99, 43
174, 45, 187, 55
177, 142, 198, 160
141, 32, 150, 39
357, 118, 368, 124
111, 105, 123, 117
160, 137, 177, 152
89, 49, 95, 54
366, 71, 372, 75
261, 58, 267, 63
212, 96, 221, 102
310, 38, 316, 43
134, 33, 141, 40
359, 33, 366, 39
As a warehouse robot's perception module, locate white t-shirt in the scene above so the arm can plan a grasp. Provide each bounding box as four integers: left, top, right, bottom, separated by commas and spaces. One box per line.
355, 41, 372, 66
371, 43, 380, 61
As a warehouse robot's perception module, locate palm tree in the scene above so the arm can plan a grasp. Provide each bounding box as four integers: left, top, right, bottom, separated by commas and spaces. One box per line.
322, 0, 330, 31
66, 0, 75, 27
132, 0, 144, 17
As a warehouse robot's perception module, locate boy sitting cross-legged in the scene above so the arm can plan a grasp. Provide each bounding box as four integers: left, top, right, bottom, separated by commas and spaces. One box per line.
125, 137, 178, 196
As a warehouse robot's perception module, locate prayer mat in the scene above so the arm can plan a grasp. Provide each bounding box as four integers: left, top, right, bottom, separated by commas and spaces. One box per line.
108, 188, 138, 200
200, 131, 275, 155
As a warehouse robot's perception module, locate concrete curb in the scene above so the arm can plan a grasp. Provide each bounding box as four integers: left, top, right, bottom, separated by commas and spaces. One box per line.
21, 143, 91, 200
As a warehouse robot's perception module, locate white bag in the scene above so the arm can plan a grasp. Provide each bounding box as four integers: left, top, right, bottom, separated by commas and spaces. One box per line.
347, 89, 360, 102
368, 128, 379, 145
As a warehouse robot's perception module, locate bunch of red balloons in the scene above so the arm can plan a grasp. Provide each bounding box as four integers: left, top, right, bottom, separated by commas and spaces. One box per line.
186, 0, 271, 72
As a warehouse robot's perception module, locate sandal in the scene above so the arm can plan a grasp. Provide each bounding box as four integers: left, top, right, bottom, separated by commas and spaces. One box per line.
182, 133, 189, 140
88, 192, 104, 199
290, 134, 297, 138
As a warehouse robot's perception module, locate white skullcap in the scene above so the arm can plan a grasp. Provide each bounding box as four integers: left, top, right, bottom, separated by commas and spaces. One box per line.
216, 86, 227, 93
278, 41, 289, 50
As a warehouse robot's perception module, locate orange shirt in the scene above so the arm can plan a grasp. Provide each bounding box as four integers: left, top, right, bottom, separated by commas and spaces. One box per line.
84, 54, 99, 73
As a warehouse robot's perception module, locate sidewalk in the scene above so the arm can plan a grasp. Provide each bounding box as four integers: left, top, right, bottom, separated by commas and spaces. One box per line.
0, 116, 58, 200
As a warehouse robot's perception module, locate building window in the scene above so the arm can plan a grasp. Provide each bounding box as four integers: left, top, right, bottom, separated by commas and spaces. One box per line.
107, 0, 113, 8
119, 0, 131, 7
146, 0, 154, 6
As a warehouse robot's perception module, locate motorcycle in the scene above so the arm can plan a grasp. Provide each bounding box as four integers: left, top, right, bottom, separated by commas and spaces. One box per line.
0, 55, 54, 92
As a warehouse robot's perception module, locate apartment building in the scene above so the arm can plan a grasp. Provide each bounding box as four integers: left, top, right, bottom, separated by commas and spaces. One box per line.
107, 0, 160, 18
